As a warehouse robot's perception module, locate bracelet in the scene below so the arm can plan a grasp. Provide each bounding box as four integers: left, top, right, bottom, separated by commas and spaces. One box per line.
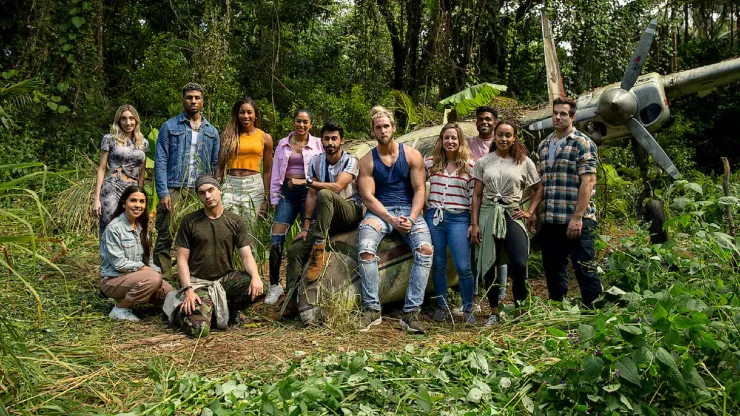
182, 285, 193, 292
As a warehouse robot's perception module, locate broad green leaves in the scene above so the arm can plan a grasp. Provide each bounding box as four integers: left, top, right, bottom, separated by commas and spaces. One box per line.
436, 83, 508, 117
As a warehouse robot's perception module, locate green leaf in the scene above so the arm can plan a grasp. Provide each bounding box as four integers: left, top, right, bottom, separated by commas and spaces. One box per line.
416, 385, 432, 412
617, 324, 642, 335
686, 367, 706, 390
348, 371, 367, 385
615, 357, 641, 386
467, 350, 489, 374
466, 387, 484, 403
652, 304, 668, 321
656, 347, 687, 392
603, 383, 621, 392
71, 16, 85, 28
579, 324, 595, 340
685, 182, 703, 194
583, 356, 604, 382
619, 394, 634, 410
546, 327, 567, 338
47, 102, 58, 111
436, 83, 508, 116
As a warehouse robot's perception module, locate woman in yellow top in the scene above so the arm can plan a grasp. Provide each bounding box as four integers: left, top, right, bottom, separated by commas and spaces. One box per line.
217, 97, 274, 236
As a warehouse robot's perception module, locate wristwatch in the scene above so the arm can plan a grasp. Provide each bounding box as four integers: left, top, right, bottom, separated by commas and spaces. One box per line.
306, 177, 314, 187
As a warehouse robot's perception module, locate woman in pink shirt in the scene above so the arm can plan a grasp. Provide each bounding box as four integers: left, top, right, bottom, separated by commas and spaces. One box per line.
265, 110, 323, 305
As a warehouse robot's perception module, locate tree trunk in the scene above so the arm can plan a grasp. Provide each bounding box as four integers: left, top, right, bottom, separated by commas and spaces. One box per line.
376, 0, 406, 91
721, 157, 737, 237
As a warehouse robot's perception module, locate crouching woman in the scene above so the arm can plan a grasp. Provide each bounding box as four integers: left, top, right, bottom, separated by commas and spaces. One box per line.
100, 185, 173, 322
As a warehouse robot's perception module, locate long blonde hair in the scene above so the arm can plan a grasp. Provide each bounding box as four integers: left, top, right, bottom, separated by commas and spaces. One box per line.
111, 104, 146, 150
370, 105, 395, 129
219, 97, 262, 169
429, 123, 472, 176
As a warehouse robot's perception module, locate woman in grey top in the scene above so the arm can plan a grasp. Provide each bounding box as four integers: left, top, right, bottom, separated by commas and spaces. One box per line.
93, 104, 149, 235
100, 185, 172, 321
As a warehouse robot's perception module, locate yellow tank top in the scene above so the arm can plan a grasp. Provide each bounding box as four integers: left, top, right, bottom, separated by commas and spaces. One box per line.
229, 129, 265, 171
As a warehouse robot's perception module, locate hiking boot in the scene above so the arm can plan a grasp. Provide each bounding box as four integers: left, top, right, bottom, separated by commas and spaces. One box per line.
357, 309, 382, 332
433, 307, 450, 322
264, 284, 284, 305
281, 296, 299, 319
300, 307, 319, 326
484, 314, 500, 327
463, 311, 477, 326
109, 306, 140, 322
400, 312, 425, 334
306, 243, 327, 282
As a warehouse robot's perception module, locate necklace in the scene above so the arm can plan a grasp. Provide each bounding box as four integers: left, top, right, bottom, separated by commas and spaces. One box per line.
290, 136, 307, 153
189, 117, 202, 132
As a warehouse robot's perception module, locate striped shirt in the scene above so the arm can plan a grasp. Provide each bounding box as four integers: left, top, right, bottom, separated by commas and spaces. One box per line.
424, 157, 475, 211
535, 128, 598, 224
308, 151, 362, 207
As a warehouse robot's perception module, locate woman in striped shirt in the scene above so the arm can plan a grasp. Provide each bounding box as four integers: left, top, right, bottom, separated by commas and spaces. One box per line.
424, 123, 477, 325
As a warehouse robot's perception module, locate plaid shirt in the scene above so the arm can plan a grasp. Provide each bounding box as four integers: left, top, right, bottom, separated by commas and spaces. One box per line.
535, 128, 597, 224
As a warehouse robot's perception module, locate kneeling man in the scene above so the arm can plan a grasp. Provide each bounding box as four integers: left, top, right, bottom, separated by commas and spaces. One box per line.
168, 174, 264, 337
284, 122, 363, 320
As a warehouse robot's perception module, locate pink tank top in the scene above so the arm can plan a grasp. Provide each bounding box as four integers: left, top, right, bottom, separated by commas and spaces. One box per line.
285, 152, 304, 175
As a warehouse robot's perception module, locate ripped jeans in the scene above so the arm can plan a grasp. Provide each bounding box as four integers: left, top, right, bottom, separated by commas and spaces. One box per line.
358, 206, 433, 313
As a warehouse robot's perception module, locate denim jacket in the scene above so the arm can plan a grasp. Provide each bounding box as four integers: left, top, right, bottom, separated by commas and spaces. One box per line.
154, 112, 220, 198
100, 213, 153, 277
269, 132, 323, 205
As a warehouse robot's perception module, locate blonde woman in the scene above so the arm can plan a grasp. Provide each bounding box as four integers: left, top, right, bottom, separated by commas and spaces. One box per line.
424, 123, 476, 325
94, 104, 149, 235
217, 97, 274, 231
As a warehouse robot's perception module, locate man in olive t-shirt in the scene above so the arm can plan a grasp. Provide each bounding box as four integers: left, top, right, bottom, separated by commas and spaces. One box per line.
173, 174, 264, 337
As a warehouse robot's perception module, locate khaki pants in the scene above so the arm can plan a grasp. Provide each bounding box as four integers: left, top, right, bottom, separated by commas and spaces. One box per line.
153, 188, 195, 277
100, 269, 173, 307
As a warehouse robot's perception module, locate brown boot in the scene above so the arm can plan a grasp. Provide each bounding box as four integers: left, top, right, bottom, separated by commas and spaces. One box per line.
281, 295, 299, 319
306, 242, 327, 283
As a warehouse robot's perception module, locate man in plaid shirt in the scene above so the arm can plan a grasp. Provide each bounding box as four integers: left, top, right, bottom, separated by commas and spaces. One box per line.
533, 97, 601, 307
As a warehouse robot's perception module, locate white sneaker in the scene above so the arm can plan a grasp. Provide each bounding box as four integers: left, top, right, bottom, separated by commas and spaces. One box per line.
264, 284, 284, 305
452, 304, 482, 317
109, 306, 140, 322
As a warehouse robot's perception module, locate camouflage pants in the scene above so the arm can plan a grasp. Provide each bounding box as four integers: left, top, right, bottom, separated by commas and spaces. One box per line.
175, 271, 260, 338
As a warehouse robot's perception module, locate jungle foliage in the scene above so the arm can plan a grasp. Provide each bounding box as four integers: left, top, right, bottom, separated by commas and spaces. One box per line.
0, 0, 739, 175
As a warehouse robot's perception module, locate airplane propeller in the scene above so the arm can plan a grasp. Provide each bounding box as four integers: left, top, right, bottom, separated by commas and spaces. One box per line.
530, 18, 681, 180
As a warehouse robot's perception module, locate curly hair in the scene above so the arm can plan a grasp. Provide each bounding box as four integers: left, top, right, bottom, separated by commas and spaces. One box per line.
429, 123, 472, 176
490, 120, 528, 164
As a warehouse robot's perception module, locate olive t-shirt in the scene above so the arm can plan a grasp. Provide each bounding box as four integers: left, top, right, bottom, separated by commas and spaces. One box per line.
175, 209, 250, 281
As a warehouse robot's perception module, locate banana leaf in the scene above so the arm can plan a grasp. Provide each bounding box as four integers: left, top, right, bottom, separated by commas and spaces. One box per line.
436, 83, 508, 117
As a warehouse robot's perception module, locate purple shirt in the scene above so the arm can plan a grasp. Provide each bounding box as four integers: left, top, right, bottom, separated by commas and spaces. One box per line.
269, 132, 323, 205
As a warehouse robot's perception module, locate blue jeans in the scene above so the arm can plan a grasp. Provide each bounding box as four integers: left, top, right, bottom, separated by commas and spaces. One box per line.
358, 206, 433, 313
425, 210, 475, 313
270, 179, 309, 285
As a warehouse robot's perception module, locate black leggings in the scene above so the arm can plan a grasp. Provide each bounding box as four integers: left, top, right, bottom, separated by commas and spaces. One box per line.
484, 215, 529, 309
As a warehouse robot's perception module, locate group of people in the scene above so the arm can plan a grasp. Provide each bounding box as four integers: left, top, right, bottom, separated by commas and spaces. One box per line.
95, 82, 602, 337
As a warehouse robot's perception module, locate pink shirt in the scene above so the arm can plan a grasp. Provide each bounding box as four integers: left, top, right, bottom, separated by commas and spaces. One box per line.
467, 135, 494, 161
269, 132, 323, 205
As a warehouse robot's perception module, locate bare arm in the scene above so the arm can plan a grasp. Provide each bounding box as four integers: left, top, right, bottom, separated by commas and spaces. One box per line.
574, 173, 596, 219
238, 245, 264, 300
358, 154, 392, 222
310, 171, 354, 193
300, 187, 318, 232
93, 151, 109, 218
528, 182, 544, 216
138, 164, 146, 187
262, 133, 274, 194
567, 173, 596, 239
406, 148, 426, 222
469, 180, 483, 244
177, 247, 202, 315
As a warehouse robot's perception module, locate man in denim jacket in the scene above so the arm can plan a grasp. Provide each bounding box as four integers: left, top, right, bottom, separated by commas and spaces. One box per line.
153, 83, 220, 277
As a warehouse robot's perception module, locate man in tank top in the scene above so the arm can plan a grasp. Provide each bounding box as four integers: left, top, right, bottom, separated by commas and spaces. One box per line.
356, 106, 433, 334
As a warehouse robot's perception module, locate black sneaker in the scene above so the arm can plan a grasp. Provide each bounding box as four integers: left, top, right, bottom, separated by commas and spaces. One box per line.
463, 312, 477, 326
433, 307, 450, 322
357, 309, 382, 332
400, 312, 425, 334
